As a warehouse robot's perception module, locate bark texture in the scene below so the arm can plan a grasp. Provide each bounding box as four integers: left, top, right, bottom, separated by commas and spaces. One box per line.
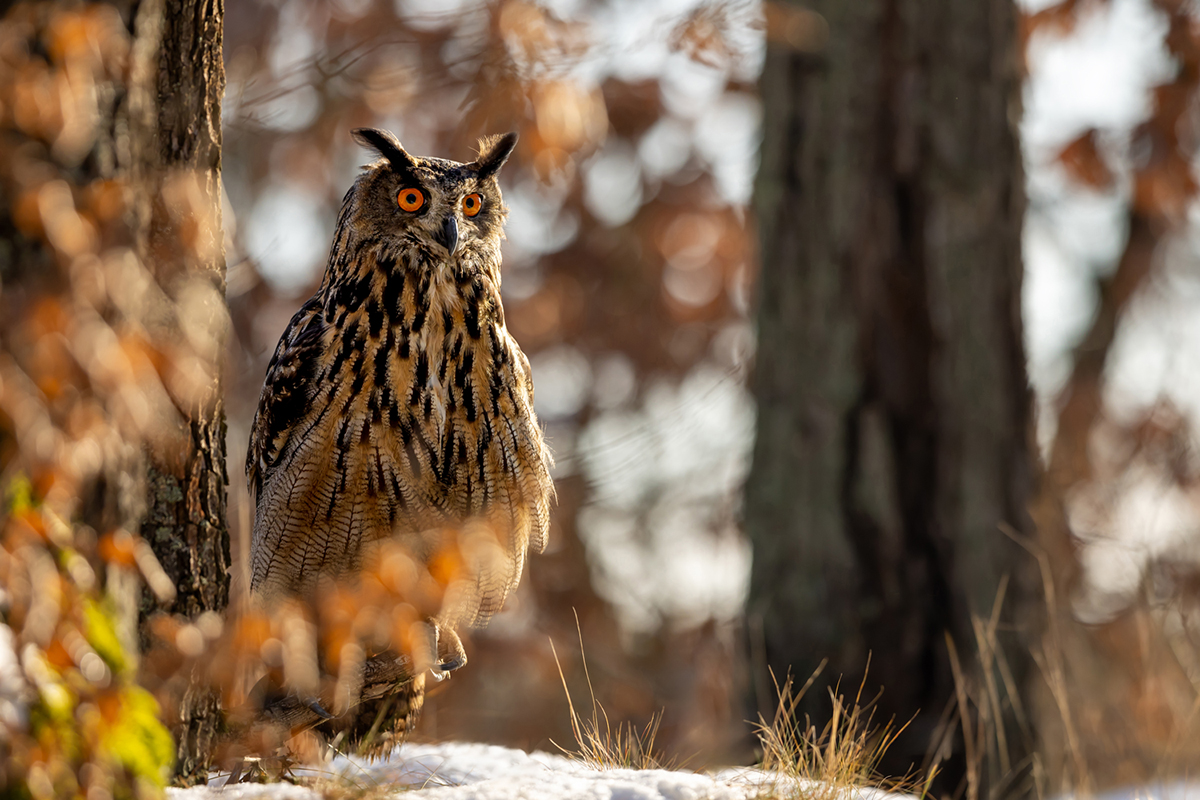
126, 0, 230, 783
0, 0, 229, 784
745, 1, 1035, 794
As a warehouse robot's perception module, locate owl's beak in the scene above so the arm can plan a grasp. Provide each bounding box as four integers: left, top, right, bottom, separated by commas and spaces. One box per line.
435, 214, 459, 257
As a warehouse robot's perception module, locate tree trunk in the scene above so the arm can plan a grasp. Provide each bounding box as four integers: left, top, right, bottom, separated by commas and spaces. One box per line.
125, 0, 230, 784
745, 2, 1035, 795
0, 0, 228, 788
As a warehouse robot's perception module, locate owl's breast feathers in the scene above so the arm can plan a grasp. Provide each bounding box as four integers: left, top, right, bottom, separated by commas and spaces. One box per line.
247, 241, 553, 624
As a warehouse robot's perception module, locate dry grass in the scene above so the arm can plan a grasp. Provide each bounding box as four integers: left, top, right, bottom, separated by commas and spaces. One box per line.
301, 774, 401, 800
216, 643, 935, 799
751, 660, 934, 800
550, 636, 675, 771
934, 573, 1036, 800
549, 611, 932, 797
214, 738, 430, 799
250, 756, 445, 800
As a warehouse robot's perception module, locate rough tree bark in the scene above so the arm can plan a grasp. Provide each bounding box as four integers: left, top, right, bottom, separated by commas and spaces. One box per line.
745, 1, 1036, 795
125, 0, 230, 784
0, 0, 228, 787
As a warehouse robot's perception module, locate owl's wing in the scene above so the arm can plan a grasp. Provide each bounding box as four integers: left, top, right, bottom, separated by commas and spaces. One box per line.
246, 295, 326, 503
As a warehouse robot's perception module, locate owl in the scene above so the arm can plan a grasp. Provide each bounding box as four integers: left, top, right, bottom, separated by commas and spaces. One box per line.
245, 128, 554, 756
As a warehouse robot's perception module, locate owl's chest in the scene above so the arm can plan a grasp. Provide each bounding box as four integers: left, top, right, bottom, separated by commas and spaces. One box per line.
319, 272, 504, 492
394, 278, 476, 425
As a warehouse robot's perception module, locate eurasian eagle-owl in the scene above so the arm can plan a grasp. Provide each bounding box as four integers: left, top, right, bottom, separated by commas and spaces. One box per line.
245, 128, 553, 755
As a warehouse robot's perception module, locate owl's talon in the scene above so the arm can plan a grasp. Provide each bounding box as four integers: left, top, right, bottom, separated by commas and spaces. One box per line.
438, 656, 465, 672
303, 696, 334, 720
428, 655, 464, 681
432, 623, 468, 674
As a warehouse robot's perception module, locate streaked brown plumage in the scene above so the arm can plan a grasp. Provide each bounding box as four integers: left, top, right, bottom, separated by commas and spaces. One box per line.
245, 128, 553, 755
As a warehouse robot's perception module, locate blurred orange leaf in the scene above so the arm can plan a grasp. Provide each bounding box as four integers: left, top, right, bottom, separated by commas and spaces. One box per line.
762, 2, 828, 53
233, 612, 272, 654
428, 542, 465, 588
44, 637, 73, 670
9, 508, 47, 543
1021, 0, 1098, 38
1133, 160, 1197, 221
97, 530, 136, 567
1057, 130, 1114, 189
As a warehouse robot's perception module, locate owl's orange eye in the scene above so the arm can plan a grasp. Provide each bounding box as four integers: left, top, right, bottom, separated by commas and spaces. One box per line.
462, 193, 483, 217
397, 188, 425, 212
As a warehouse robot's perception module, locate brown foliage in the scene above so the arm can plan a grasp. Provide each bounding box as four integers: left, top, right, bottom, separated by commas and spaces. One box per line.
1028, 0, 1200, 791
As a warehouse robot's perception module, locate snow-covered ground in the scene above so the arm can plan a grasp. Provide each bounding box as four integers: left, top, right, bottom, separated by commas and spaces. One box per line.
169, 741, 908, 799
164, 740, 1200, 799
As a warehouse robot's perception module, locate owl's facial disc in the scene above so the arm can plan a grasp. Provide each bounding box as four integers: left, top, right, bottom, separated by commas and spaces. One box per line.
435, 214, 459, 256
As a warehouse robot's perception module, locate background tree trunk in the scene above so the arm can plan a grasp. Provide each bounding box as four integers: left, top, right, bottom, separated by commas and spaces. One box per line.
125, 0, 230, 784
745, 1, 1036, 795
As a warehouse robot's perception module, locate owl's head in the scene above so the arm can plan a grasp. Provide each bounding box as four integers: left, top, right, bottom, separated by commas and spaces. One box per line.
347, 128, 517, 261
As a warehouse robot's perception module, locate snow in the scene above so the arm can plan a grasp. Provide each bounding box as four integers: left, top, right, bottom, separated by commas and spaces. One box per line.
168, 742, 910, 800
1089, 784, 1200, 800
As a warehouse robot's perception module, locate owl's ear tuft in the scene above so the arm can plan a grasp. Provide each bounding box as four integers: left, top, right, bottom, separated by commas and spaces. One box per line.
473, 132, 518, 179
352, 128, 418, 176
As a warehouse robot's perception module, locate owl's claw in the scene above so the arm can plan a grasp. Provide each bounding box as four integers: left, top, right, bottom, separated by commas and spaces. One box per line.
303, 696, 334, 720
438, 655, 466, 672
420, 620, 468, 681
428, 654, 465, 682
433, 623, 467, 672
247, 673, 340, 732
